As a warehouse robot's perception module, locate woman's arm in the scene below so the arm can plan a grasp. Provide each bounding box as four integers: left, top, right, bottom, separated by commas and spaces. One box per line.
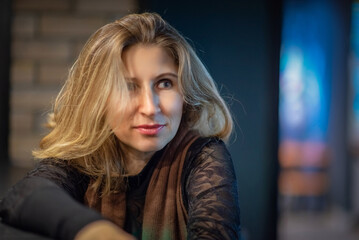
184, 139, 241, 240
0, 159, 104, 240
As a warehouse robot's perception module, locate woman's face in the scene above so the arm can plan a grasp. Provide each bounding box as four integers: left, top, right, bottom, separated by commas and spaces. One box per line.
107, 44, 183, 159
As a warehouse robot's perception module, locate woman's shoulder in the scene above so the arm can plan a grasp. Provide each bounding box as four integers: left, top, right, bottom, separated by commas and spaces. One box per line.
28, 158, 89, 201
29, 158, 83, 179
182, 136, 233, 182
186, 136, 230, 164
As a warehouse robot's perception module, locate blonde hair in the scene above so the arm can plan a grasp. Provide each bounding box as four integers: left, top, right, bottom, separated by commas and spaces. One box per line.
33, 12, 233, 194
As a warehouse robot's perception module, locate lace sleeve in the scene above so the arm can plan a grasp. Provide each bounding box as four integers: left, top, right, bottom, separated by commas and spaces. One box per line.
185, 139, 241, 239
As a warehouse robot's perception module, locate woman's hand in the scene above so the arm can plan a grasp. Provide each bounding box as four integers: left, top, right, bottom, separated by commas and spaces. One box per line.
75, 220, 136, 240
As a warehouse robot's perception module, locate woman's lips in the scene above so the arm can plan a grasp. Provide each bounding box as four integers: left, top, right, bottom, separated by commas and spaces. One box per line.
134, 124, 165, 135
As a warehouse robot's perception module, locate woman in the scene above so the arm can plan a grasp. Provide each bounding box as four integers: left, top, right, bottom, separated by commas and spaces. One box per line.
0, 13, 240, 240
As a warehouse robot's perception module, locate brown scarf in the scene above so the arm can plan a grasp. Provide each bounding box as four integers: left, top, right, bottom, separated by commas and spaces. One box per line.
84, 130, 199, 240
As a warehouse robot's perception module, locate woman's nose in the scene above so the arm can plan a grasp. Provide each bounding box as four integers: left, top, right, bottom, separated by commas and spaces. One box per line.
139, 88, 160, 116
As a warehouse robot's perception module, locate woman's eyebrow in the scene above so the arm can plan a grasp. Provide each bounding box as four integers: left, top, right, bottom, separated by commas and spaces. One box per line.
156, 73, 178, 79
124, 73, 178, 82
125, 77, 137, 82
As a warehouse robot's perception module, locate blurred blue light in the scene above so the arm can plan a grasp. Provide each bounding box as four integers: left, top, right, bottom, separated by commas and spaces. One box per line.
350, 2, 359, 142
279, 0, 333, 143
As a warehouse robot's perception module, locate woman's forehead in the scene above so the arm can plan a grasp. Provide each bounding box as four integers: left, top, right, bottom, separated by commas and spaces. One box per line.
121, 44, 178, 78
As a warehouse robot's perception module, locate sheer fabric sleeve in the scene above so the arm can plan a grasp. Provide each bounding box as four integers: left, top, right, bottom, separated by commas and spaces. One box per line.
184, 139, 241, 240
0, 159, 104, 240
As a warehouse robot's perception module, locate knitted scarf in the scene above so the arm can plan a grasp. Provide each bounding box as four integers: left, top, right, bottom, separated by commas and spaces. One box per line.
84, 130, 199, 240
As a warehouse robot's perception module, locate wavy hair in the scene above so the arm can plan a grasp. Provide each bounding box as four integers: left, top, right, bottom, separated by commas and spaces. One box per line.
33, 12, 233, 195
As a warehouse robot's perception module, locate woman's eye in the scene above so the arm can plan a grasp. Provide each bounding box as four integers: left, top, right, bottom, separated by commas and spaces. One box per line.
126, 82, 137, 91
157, 79, 173, 89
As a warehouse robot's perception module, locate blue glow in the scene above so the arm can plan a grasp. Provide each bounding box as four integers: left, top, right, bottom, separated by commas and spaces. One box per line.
279, 0, 333, 143
350, 2, 359, 142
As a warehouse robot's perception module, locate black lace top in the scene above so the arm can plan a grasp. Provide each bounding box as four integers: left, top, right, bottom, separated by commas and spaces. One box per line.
0, 137, 241, 240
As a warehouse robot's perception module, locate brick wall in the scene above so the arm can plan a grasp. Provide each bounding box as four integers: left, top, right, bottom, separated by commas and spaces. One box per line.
10, 0, 138, 167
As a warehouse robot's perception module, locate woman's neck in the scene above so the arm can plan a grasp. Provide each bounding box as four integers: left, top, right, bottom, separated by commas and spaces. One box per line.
121, 144, 155, 175
125, 156, 150, 175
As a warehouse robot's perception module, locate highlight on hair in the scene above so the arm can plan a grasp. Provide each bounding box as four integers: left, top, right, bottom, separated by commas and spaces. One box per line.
33, 12, 233, 195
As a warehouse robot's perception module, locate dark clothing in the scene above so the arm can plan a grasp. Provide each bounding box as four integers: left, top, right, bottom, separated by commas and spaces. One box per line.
0, 137, 240, 240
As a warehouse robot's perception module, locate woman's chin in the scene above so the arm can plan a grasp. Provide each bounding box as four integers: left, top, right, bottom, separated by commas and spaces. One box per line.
137, 143, 166, 153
